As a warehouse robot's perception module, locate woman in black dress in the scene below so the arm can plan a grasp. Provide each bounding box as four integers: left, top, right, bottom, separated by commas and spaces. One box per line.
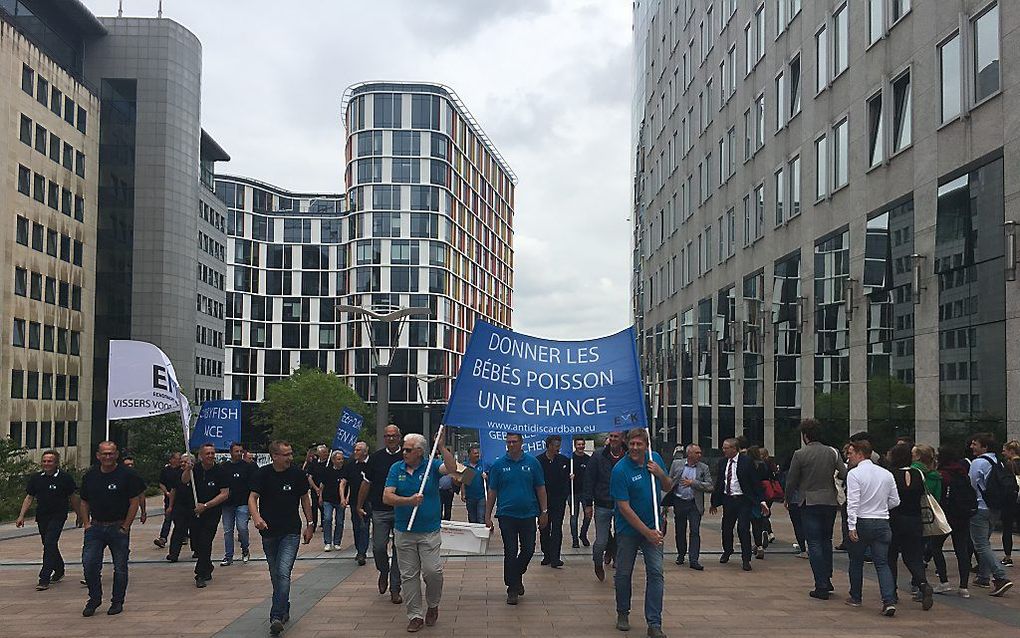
886, 443, 934, 610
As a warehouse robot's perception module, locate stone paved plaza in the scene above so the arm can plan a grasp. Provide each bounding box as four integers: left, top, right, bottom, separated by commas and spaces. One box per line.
0, 497, 1017, 637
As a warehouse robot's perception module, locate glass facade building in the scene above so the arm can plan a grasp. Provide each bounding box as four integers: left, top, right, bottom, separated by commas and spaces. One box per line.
632, 0, 1018, 457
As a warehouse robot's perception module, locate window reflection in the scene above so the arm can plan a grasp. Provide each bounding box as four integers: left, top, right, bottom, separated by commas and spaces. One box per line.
717, 287, 736, 443
742, 272, 765, 445
814, 230, 850, 445
697, 298, 713, 451
772, 253, 801, 461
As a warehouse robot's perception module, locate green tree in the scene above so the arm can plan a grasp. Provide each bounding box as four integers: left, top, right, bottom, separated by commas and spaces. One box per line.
120, 413, 188, 486
255, 368, 374, 452
0, 438, 36, 520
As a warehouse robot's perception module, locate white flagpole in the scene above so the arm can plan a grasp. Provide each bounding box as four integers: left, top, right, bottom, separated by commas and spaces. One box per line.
180, 398, 199, 506
406, 423, 444, 531
648, 375, 661, 533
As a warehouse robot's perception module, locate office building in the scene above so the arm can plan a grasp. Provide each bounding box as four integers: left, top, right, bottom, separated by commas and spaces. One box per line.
632, 0, 1017, 460
1, 1, 102, 462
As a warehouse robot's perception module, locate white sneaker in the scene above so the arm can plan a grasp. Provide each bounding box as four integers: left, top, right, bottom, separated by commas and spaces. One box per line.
956, 588, 971, 598
933, 582, 954, 594
324, 544, 332, 552
792, 543, 800, 551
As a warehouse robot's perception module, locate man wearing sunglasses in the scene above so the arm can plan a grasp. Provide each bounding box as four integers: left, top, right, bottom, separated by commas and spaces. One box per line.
357, 424, 405, 603
383, 433, 457, 632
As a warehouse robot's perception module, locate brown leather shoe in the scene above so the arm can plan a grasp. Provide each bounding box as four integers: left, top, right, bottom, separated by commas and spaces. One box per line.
378, 572, 388, 594
594, 562, 606, 582
425, 607, 439, 626
406, 618, 424, 632
391, 591, 403, 604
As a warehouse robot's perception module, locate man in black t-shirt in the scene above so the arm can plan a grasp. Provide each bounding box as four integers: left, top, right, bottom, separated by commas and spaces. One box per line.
172, 443, 229, 587
220, 442, 255, 566
569, 439, 593, 548
538, 435, 571, 567
250, 440, 314, 636
340, 441, 370, 564
16, 449, 79, 590
79, 441, 146, 617
357, 425, 405, 603
154, 452, 183, 549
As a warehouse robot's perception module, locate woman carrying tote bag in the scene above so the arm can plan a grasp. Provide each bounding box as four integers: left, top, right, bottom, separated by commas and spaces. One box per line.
887, 443, 935, 610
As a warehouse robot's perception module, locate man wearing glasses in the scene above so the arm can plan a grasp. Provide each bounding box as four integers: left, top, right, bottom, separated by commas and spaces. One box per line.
357, 424, 405, 604
383, 433, 457, 632
249, 440, 314, 636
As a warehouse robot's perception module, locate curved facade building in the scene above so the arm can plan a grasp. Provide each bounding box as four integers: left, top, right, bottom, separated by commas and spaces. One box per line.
340, 82, 516, 425
217, 176, 345, 402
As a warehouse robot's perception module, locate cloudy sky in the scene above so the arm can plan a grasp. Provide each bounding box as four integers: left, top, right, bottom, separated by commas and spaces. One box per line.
84, 0, 635, 340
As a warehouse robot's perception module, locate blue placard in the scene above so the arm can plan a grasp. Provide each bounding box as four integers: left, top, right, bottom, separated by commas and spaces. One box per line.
444, 321, 647, 438
332, 407, 364, 457
189, 400, 241, 451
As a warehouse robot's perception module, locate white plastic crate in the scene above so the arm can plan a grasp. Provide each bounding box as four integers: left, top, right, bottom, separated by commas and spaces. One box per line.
440, 520, 491, 554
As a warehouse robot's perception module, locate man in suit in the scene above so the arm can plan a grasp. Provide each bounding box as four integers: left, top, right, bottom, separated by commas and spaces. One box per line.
710, 438, 768, 571
668, 444, 713, 570
784, 418, 848, 600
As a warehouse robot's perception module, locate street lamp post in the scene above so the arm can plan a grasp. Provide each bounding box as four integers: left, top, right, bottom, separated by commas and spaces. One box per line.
337, 304, 431, 445
414, 373, 454, 444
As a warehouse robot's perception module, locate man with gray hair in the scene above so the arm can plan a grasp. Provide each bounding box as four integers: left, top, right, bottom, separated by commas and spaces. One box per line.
384, 433, 457, 632
668, 444, 713, 570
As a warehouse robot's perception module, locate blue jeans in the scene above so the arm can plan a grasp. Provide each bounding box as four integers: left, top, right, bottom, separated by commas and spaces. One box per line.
82, 523, 131, 605
615, 533, 664, 628
262, 533, 300, 622
592, 505, 614, 565
372, 510, 401, 593
221, 505, 250, 560
672, 499, 702, 563
497, 516, 536, 593
971, 509, 1007, 581
801, 504, 837, 592
848, 518, 896, 604
37, 515, 67, 584
322, 502, 345, 546
465, 498, 485, 524
351, 507, 370, 556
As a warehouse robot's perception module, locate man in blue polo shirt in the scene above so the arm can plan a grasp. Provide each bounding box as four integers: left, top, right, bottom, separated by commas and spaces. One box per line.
610, 428, 672, 638
461, 445, 486, 524
384, 433, 457, 633
485, 432, 549, 606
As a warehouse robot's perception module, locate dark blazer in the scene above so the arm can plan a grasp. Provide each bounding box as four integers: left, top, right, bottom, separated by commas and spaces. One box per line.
711, 454, 764, 508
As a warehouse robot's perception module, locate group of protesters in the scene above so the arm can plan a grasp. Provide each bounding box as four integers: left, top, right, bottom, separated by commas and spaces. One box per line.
14, 420, 1020, 637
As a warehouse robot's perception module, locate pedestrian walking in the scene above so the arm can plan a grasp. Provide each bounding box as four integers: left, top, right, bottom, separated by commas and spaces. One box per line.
538, 435, 570, 568
320, 450, 346, 551
153, 452, 182, 549
747, 445, 774, 559
932, 444, 976, 597
249, 440, 314, 636
710, 437, 767, 572
438, 472, 457, 521
967, 433, 1013, 596
1000, 440, 1020, 567
340, 441, 370, 565
220, 442, 255, 565
384, 434, 457, 632
667, 443, 712, 570
611, 428, 672, 638
461, 444, 487, 524
357, 425, 405, 603
568, 439, 592, 548
120, 457, 146, 524
177, 444, 230, 588
582, 430, 626, 581
16, 449, 80, 591
885, 443, 934, 610
485, 432, 549, 605
79, 441, 146, 617
304, 445, 329, 530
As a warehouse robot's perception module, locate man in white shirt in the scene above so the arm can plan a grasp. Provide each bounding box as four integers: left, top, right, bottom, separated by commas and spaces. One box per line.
845, 440, 899, 616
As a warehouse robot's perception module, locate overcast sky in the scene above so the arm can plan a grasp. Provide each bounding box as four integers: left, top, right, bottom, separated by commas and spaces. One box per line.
84, 0, 634, 340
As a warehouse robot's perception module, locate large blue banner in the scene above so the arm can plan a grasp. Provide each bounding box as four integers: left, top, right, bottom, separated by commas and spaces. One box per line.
444, 321, 647, 440
478, 431, 572, 465
331, 407, 364, 457
189, 400, 241, 451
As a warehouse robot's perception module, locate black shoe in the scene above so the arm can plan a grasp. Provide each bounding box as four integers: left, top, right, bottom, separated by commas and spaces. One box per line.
827, 583, 835, 592
195, 577, 207, 588
35, 582, 49, 591
540, 557, 551, 566
741, 560, 752, 572
166, 554, 178, 563
51, 571, 64, 583
82, 602, 99, 617
719, 552, 732, 564
881, 604, 896, 617
107, 603, 123, 615
378, 572, 388, 594
921, 583, 934, 610
615, 612, 630, 631
689, 562, 704, 571
581, 537, 590, 547
507, 591, 519, 605
551, 560, 564, 568
191, 551, 198, 559
755, 547, 765, 560
356, 554, 367, 566
518, 584, 525, 596
572, 541, 580, 548
270, 618, 285, 635
675, 556, 684, 566
809, 590, 830, 600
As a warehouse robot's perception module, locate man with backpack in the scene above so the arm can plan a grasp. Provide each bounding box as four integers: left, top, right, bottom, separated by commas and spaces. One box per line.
968, 433, 1014, 596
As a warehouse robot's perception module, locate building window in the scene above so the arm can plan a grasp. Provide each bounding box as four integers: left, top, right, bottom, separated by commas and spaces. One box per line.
972, 3, 1000, 103
20, 115, 32, 145
18, 166, 31, 195
36, 76, 48, 106
373, 94, 402, 128
789, 54, 801, 117
833, 3, 849, 76
868, 0, 883, 45
938, 33, 962, 123
774, 166, 785, 226
754, 93, 765, 150
754, 184, 765, 241
891, 0, 910, 23
892, 71, 911, 153
815, 26, 828, 93
775, 71, 786, 131
833, 117, 849, 189
815, 135, 827, 200
788, 155, 801, 218
754, 4, 766, 62
867, 92, 884, 167
22, 64, 33, 94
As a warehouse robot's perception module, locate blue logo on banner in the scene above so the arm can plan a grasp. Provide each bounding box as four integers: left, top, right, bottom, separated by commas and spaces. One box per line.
332, 408, 364, 457
444, 321, 648, 440
189, 400, 241, 451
